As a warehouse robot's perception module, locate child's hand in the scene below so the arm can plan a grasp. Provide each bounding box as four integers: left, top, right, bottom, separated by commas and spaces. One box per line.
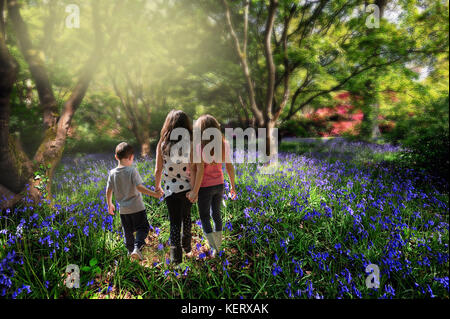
155, 185, 163, 195
186, 191, 198, 203
154, 188, 164, 199
108, 204, 115, 216
229, 188, 237, 200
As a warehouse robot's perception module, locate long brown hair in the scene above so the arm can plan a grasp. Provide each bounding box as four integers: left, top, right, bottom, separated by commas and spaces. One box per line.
160, 110, 193, 156
195, 114, 225, 161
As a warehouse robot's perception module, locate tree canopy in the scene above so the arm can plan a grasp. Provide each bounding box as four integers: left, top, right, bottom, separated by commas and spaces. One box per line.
0, 0, 448, 207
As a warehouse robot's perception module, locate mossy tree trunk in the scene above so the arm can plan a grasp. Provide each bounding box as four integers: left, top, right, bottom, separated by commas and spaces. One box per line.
0, 0, 38, 207
0, 0, 111, 208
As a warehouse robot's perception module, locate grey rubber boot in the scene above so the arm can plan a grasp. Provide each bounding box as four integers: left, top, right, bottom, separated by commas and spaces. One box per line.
205, 232, 218, 257
213, 231, 222, 252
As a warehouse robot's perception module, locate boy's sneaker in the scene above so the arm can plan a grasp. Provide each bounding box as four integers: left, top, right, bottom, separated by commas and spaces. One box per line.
130, 247, 143, 261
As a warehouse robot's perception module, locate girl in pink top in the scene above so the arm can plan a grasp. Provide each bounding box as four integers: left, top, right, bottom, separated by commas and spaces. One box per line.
198, 147, 225, 188
187, 115, 236, 256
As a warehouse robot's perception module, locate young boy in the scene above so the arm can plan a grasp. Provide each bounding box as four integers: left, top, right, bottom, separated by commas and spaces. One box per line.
106, 142, 163, 261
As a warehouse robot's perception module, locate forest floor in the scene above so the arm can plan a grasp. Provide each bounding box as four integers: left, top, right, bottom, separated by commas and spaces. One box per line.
1, 139, 448, 298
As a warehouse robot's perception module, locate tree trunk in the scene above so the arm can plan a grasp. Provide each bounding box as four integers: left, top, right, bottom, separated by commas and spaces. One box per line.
263, 0, 278, 121
223, 0, 282, 161
0, 0, 107, 208
222, 0, 264, 127
361, 0, 387, 140
7, 0, 59, 130
140, 139, 151, 158
237, 95, 251, 127
371, 102, 381, 139
132, 127, 152, 158
259, 120, 277, 163
0, 3, 27, 207
0, 57, 18, 191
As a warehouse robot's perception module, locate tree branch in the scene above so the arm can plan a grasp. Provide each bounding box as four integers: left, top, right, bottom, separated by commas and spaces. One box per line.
222, 0, 264, 125
274, 3, 296, 121
263, 0, 278, 122
288, 56, 405, 119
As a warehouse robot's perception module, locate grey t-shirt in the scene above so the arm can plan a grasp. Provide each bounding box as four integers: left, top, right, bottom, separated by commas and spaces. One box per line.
106, 165, 145, 214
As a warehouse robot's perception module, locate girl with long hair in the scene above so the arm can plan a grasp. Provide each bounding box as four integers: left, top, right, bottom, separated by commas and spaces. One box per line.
187, 114, 237, 257
155, 110, 194, 264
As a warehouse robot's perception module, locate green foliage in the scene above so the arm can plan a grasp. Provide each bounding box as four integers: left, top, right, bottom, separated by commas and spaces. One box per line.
8, 86, 44, 157
81, 258, 102, 280
64, 118, 135, 156
389, 96, 449, 177
5, 0, 449, 156
33, 163, 52, 198
279, 119, 309, 138
279, 141, 316, 154
65, 136, 128, 156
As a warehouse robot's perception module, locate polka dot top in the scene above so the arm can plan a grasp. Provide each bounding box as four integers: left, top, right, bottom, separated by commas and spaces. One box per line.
161, 151, 191, 199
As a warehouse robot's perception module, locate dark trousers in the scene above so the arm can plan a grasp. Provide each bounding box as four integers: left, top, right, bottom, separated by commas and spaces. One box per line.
198, 184, 224, 234
165, 190, 192, 262
120, 210, 150, 253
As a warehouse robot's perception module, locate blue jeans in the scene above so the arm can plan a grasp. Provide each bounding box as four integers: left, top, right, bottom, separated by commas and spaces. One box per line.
120, 210, 150, 253
198, 184, 224, 234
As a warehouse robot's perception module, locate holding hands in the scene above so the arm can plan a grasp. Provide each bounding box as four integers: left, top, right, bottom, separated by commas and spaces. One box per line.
153, 186, 164, 199
108, 184, 163, 217
186, 186, 236, 204
155, 185, 164, 196
186, 191, 198, 203
136, 184, 164, 199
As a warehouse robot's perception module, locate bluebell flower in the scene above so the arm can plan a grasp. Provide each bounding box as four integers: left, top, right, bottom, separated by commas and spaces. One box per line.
83, 225, 89, 237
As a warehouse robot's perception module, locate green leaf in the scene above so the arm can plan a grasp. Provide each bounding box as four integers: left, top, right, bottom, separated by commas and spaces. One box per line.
89, 258, 98, 267
81, 266, 91, 272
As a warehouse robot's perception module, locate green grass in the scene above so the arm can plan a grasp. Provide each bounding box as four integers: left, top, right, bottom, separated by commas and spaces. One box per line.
0, 146, 448, 299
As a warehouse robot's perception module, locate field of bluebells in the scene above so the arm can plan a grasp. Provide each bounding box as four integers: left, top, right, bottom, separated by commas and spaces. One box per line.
1, 140, 448, 299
